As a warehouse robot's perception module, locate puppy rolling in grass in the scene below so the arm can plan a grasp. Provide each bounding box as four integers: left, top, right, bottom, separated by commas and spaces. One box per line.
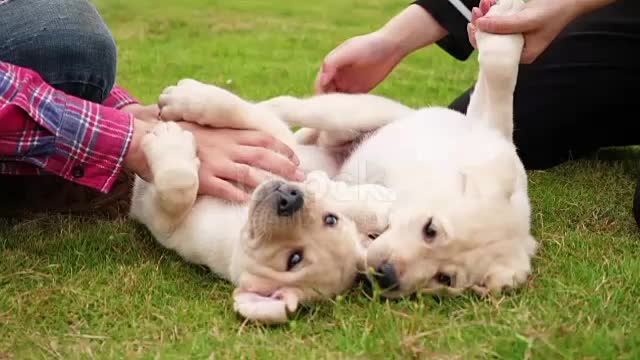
130, 0, 537, 323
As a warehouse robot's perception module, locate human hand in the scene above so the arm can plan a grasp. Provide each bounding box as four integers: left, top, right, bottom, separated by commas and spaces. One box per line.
315, 5, 447, 94
121, 103, 160, 122
468, 0, 615, 64
125, 119, 303, 202
314, 31, 404, 94
177, 123, 304, 202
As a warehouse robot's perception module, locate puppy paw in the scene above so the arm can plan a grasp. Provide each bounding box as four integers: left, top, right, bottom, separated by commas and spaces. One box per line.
343, 184, 395, 243
476, 0, 525, 89
158, 78, 244, 126
142, 122, 200, 214
233, 289, 298, 325
479, 264, 530, 295
359, 186, 395, 236
486, 0, 525, 16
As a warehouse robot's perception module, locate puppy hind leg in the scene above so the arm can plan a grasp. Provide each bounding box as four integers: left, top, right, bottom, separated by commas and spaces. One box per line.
258, 93, 414, 133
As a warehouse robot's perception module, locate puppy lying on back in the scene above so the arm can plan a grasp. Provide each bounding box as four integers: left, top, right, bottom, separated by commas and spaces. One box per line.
129, 90, 402, 324
130, 0, 537, 324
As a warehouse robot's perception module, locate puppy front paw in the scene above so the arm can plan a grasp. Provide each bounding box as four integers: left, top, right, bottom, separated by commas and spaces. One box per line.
142, 122, 200, 214
478, 264, 530, 295
233, 289, 299, 325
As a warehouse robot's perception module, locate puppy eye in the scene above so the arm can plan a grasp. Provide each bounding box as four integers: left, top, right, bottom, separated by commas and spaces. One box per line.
423, 217, 437, 241
368, 233, 380, 240
286, 250, 304, 271
324, 213, 339, 226
434, 272, 453, 287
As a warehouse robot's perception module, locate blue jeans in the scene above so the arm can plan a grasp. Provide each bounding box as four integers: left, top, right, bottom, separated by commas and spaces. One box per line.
0, 0, 117, 103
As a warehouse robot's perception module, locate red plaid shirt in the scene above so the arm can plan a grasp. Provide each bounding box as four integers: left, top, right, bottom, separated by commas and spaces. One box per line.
0, 61, 138, 193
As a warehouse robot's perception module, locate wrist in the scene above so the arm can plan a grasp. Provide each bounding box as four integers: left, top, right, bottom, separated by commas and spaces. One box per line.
379, 4, 448, 57
121, 103, 160, 122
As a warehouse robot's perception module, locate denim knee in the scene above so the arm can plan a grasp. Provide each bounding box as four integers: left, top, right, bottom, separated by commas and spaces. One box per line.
0, 0, 117, 103
42, 29, 118, 103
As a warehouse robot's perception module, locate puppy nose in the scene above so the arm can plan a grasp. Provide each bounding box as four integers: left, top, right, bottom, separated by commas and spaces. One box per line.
373, 262, 399, 291
275, 183, 304, 216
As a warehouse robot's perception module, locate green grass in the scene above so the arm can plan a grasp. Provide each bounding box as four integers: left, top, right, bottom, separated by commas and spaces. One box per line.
2, 0, 640, 358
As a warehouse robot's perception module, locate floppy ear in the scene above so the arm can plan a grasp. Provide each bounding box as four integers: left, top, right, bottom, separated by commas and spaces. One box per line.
461, 151, 517, 201
232, 288, 299, 324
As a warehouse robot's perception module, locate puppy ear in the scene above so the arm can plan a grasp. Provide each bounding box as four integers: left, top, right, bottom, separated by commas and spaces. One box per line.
232, 288, 299, 324
461, 152, 517, 201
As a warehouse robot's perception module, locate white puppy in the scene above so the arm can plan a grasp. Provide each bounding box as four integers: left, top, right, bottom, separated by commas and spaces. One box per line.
130, 88, 401, 325
130, 0, 537, 323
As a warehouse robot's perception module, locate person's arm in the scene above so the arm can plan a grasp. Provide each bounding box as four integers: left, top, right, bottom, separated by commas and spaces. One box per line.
413, 0, 479, 61
104, 83, 160, 121
378, 4, 448, 58
0, 61, 146, 193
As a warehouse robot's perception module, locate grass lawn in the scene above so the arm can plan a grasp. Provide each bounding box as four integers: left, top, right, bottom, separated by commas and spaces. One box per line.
2, 0, 640, 358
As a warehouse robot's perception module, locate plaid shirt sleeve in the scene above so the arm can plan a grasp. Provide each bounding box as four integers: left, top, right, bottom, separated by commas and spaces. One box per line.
103, 84, 140, 109
0, 61, 134, 193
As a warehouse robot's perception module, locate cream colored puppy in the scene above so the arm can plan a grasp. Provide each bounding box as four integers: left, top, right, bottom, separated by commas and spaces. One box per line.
131, 0, 536, 324
249, 0, 538, 297
130, 89, 403, 324
362, 0, 538, 297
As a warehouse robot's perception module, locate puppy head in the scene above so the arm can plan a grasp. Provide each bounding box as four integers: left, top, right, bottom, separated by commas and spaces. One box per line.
366, 154, 538, 298
230, 172, 390, 324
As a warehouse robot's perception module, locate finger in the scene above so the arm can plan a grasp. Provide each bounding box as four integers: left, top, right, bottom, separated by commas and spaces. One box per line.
471, 7, 483, 25
199, 175, 249, 202
479, 0, 492, 16
315, 62, 338, 94
236, 131, 300, 165
320, 78, 337, 94
475, 12, 536, 34
467, 23, 478, 49
158, 104, 183, 121
232, 146, 305, 182
313, 69, 325, 94
216, 162, 267, 189
333, 74, 358, 93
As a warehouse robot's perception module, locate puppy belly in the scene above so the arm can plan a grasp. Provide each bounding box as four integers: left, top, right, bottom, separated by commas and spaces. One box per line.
170, 197, 249, 280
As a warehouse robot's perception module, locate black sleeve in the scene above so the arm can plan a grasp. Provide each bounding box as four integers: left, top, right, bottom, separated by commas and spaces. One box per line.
414, 0, 479, 61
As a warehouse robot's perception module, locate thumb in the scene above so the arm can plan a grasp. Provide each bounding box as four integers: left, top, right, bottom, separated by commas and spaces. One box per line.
475, 11, 537, 34
315, 61, 337, 94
